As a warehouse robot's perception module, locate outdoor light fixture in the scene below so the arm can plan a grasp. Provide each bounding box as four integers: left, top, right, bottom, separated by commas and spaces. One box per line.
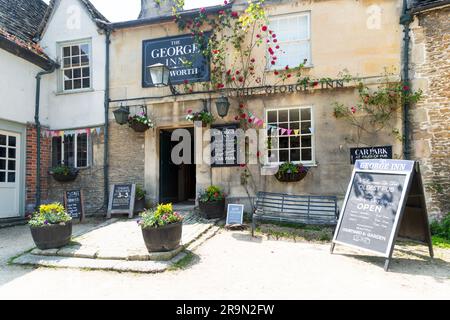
113, 105, 130, 125
215, 96, 230, 118
147, 63, 179, 95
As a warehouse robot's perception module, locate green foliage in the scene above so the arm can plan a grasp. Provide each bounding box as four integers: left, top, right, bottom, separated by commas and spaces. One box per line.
135, 185, 146, 200
430, 213, 450, 240
432, 236, 450, 249
277, 162, 308, 174
138, 203, 183, 228
199, 185, 226, 203
51, 165, 78, 176
186, 110, 215, 125
128, 112, 154, 128
28, 203, 72, 227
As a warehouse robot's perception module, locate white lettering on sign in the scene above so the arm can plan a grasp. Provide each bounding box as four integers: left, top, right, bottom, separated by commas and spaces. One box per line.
357, 203, 382, 213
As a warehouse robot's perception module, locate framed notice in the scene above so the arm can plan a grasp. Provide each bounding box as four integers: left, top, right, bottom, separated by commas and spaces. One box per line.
226, 204, 244, 225
350, 145, 392, 164
64, 190, 84, 222
331, 159, 433, 271
211, 123, 241, 167
107, 184, 136, 219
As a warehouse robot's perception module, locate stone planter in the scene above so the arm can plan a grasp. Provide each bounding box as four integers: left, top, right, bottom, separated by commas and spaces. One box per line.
199, 199, 225, 219
130, 121, 150, 133
141, 222, 182, 252
275, 170, 308, 182
134, 198, 146, 214
30, 221, 72, 250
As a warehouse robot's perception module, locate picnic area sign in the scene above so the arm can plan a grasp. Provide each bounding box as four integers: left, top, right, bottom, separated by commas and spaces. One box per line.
226, 204, 244, 225
331, 159, 434, 271
64, 190, 84, 221
107, 184, 136, 219
350, 145, 392, 164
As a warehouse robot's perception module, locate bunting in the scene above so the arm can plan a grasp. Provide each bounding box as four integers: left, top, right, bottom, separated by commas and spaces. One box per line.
41, 126, 104, 138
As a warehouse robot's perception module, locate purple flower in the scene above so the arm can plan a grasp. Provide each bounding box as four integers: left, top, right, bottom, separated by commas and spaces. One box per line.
44, 220, 49, 225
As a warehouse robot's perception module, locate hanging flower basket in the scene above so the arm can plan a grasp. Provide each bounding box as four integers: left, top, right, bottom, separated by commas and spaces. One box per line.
130, 121, 150, 133
128, 112, 154, 133
50, 166, 79, 182
275, 162, 309, 183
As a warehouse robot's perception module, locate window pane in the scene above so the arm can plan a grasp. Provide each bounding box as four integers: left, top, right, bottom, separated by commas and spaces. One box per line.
290, 122, 299, 130
80, 44, 89, 55
301, 136, 312, 148
301, 122, 311, 134
64, 135, 75, 167
64, 70, 72, 80
0, 135, 6, 146
82, 67, 90, 77
82, 78, 90, 88
63, 58, 71, 68
73, 68, 81, 79
301, 148, 312, 161
8, 160, 15, 171
72, 56, 80, 66
8, 148, 15, 159
7, 172, 15, 183
268, 150, 278, 163
290, 136, 300, 148
74, 79, 82, 89
267, 111, 277, 123
291, 149, 301, 162
279, 150, 289, 162
52, 137, 62, 167
8, 136, 16, 147
63, 47, 70, 57
279, 137, 289, 149
279, 123, 289, 130
71, 45, 80, 55
0, 159, 5, 170
64, 80, 73, 90
301, 108, 311, 121
289, 109, 299, 121
77, 133, 88, 167
279, 110, 288, 122
0, 172, 5, 182
0, 147, 5, 158
81, 55, 89, 66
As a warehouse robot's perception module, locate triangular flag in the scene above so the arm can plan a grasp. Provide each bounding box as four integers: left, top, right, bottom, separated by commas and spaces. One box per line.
281, 128, 287, 135
287, 129, 293, 136
294, 129, 299, 135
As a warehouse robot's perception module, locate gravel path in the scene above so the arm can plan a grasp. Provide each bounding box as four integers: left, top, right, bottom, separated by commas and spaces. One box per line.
0, 223, 449, 300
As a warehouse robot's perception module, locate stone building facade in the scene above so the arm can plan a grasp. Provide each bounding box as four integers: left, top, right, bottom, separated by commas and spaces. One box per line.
410, 2, 450, 217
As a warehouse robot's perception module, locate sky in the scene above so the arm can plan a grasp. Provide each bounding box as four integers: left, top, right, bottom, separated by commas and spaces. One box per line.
43, 0, 224, 22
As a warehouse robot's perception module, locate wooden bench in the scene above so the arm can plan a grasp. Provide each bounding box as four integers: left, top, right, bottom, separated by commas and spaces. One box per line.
252, 192, 339, 236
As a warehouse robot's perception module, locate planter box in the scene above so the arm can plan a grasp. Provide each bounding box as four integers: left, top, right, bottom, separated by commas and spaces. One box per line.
275, 171, 308, 182
130, 122, 150, 133
141, 222, 182, 252
30, 221, 72, 250
199, 199, 225, 219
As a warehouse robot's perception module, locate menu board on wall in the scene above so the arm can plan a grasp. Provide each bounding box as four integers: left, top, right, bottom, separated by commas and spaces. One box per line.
107, 184, 136, 219
211, 124, 241, 167
64, 190, 84, 221
331, 159, 434, 271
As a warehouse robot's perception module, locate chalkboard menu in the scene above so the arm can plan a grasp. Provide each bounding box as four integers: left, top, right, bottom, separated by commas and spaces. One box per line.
211, 124, 241, 167
107, 184, 136, 219
226, 204, 244, 225
64, 190, 84, 221
331, 159, 434, 271
350, 145, 392, 164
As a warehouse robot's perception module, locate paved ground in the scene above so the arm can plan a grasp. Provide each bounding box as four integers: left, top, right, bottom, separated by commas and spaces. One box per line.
0, 221, 449, 299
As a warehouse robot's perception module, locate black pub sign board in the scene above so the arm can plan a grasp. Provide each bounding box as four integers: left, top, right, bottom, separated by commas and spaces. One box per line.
64, 190, 84, 221
211, 124, 242, 167
107, 184, 136, 219
350, 145, 393, 164
331, 159, 434, 271
142, 33, 210, 87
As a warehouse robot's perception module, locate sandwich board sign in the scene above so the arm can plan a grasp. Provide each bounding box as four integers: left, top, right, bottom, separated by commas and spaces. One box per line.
331, 159, 433, 271
226, 204, 244, 225
107, 184, 136, 219
64, 190, 84, 222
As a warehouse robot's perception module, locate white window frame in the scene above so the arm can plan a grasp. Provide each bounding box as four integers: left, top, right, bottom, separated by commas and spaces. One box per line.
267, 12, 312, 70
52, 133, 90, 169
265, 106, 315, 166
58, 38, 93, 93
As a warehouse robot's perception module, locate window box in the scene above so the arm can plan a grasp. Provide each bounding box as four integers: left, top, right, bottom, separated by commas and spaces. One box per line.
275, 170, 308, 182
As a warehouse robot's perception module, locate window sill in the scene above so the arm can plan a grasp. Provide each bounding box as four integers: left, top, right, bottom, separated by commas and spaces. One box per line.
265, 64, 314, 72
262, 162, 317, 169
55, 88, 94, 96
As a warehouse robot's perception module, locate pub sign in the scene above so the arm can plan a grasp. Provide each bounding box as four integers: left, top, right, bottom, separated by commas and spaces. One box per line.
142, 34, 210, 87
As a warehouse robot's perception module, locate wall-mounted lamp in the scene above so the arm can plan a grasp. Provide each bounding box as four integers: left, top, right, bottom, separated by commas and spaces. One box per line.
215, 96, 230, 118
147, 63, 179, 95
113, 105, 130, 125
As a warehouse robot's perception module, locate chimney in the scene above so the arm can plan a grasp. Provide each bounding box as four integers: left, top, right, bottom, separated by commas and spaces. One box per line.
139, 0, 178, 19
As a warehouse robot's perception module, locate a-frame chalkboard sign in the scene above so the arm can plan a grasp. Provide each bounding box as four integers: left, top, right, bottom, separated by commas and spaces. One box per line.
107, 184, 136, 219
64, 190, 85, 222
331, 159, 433, 271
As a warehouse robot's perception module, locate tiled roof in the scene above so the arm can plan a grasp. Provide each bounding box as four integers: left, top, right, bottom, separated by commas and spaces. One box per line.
0, 0, 48, 43
36, 0, 109, 38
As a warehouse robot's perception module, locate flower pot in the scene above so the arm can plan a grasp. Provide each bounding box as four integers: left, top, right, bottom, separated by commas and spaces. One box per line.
51, 170, 79, 182
130, 121, 150, 133
141, 222, 182, 252
275, 170, 308, 182
134, 197, 146, 214
30, 221, 72, 250
199, 199, 225, 219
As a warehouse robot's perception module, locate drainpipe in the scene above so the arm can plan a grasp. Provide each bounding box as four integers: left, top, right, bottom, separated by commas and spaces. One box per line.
34, 63, 57, 209
104, 28, 112, 210
400, 0, 413, 160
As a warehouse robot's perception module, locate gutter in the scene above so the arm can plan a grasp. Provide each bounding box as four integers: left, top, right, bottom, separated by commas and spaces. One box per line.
34, 62, 58, 209
103, 27, 112, 210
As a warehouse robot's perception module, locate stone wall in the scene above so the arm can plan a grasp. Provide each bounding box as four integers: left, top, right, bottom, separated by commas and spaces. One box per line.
410, 7, 450, 217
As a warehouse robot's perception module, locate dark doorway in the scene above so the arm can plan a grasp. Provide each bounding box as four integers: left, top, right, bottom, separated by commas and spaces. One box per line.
159, 128, 196, 203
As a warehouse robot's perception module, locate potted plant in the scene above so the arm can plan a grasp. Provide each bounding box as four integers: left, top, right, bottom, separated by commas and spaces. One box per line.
128, 112, 154, 132
138, 203, 184, 252
198, 185, 226, 219
186, 109, 215, 127
28, 203, 72, 250
275, 162, 309, 182
134, 185, 146, 214
50, 165, 79, 182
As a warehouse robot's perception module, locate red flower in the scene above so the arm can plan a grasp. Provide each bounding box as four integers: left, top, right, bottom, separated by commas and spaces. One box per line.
351, 106, 357, 114
184, 80, 189, 84
403, 85, 410, 91
234, 116, 239, 121
240, 113, 247, 119
200, 7, 206, 14
287, 74, 292, 78
231, 11, 238, 18
272, 33, 277, 38
235, 70, 240, 75
219, 10, 225, 15
285, 65, 289, 70
238, 76, 244, 82
239, 103, 244, 109
231, 77, 236, 81
268, 47, 274, 55
251, 58, 255, 63
274, 71, 279, 75
256, 34, 261, 38
240, 164, 246, 168
248, 118, 253, 123
187, 109, 192, 114
262, 26, 268, 32
226, 69, 231, 75
224, 0, 228, 4
217, 83, 225, 89
271, 61, 276, 65
276, 45, 280, 49
313, 81, 319, 87
273, 39, 278, 43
